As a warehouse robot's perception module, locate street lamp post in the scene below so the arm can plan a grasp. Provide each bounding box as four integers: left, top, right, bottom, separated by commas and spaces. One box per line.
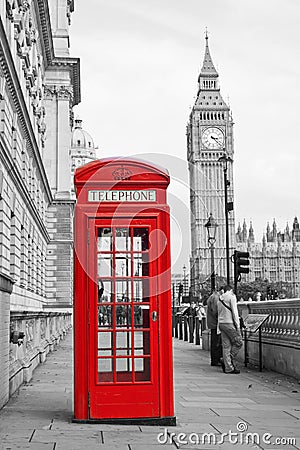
205, 213, 218, 292
218, 155, 233, 285
183, 264, 187, 298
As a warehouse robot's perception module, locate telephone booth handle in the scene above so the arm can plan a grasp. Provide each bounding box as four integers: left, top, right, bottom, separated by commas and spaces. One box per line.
152, 311, 158, 322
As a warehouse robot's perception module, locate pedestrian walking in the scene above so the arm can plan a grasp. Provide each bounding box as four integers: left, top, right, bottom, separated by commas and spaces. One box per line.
196, 301, 206, 335
217, 285, 243, 374
183, 301, 197, 341
206, 289, 222, 366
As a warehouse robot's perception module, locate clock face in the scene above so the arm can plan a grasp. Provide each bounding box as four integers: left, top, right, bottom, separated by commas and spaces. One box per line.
201, 127, 224, 149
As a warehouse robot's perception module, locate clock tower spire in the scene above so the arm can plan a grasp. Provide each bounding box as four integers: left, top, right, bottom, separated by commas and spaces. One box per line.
187, 33, 236, 294
198, 33, 219, 90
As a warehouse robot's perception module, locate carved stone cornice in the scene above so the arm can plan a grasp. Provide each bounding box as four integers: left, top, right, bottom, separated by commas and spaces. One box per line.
44, 84, 74, 102
34, 2, 80, 105
34, 0, 54, 66
49, 57, 81, 105
0, 16, 52, 203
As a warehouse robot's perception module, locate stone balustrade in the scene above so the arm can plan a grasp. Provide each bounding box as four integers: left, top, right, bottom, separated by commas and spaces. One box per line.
9, 311, 72, 397
238, 299, 300, 342
237, 299, 300, 378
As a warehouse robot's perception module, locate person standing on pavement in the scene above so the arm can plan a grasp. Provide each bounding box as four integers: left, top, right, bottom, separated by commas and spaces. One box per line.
206, 289, 222, 366
217, 285, 243, 374
195, 301, 206, 335
182, 301, 197, 318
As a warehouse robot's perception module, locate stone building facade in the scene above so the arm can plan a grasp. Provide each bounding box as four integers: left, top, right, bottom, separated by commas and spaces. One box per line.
187, 34, 235, 295
236, 218, 300, 297
0, 0, 78, 408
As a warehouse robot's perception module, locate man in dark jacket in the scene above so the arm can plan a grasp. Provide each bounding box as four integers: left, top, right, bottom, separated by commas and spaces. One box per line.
182, 301, 197, 317
206, 289, 222, 366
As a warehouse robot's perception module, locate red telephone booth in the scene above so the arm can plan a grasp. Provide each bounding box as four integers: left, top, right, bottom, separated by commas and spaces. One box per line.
73, 157, 175, 424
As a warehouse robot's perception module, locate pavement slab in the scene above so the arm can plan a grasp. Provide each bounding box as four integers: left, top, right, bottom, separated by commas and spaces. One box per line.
0, 333, 299, 449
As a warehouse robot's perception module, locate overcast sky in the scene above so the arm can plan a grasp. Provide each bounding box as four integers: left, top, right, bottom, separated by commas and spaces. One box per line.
70, 0, 300, 273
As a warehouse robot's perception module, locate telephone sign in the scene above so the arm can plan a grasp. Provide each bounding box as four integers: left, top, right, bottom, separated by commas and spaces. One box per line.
73, 157, 175, 424
88, 189, 157, 202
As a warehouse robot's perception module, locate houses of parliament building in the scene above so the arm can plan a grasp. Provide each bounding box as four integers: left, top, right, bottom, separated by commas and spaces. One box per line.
236, 218, 300, 298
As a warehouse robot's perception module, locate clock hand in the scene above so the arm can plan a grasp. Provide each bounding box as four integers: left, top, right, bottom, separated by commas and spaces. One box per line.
211, 136, 222, 146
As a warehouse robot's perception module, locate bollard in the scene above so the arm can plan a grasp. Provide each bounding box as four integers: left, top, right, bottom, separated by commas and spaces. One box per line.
201, 317, 206, 335
195, 317, 201, 345
179, 315, 183, 340
172, 310, 175, 337
188, 316, 195, 343
183, 316, 188, 341
174, 314, 179, 338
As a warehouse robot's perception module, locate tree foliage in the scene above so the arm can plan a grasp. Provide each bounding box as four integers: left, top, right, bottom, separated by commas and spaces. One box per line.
236, 278, 293, 301
198, 276, 294, 303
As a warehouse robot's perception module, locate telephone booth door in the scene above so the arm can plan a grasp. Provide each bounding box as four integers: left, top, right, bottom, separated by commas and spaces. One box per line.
88, 218, 160, 419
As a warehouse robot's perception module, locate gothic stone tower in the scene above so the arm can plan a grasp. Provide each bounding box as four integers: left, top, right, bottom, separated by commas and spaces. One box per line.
187, 35, 236, 295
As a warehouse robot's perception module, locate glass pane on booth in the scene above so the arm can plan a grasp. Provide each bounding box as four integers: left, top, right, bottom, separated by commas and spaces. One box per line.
133, 228, 149, 251
116, 280, 132, 302
116, 358, 132, 372
133, 304, 143, 327
133, 254, 143, 276
98, 305, 113, 329
116, 304, 132, 328
134, 331, 150, 355
133, 280, 142, 302
133, 254, 149, 277
116, 360, 132, 382
133, 279, 150, 303
134, 358, 144, 372
135, 304, 150, 328
98, 359, 113, 382
98, 280, 112, 302
115, 228, 130, 251
98, 331, 113, 349
98, 349, 112, 357
97, 228, 112, 251
116, 331, 132, 350
115, 255, 131, 277
134, 358, 150, 381
98, 255, 112, 277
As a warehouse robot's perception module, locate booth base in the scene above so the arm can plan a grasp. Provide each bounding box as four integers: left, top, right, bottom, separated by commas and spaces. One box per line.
72, 416, 177, 426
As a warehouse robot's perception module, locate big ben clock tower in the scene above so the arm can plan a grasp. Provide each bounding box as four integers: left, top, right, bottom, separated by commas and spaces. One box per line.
187, 33, 236, 295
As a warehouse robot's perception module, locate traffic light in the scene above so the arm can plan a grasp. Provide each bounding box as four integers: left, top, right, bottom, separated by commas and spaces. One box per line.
235, 251, 250, 275
233, 250, 250, 290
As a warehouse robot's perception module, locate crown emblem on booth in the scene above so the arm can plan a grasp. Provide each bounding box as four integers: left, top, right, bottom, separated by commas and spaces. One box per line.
112, 166, 133, 180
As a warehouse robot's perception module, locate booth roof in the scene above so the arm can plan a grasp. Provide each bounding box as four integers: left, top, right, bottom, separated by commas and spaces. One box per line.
74, 156, 170, 182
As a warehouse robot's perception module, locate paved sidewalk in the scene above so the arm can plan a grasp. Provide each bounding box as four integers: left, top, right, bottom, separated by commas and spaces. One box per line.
0, 333, 300, 450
